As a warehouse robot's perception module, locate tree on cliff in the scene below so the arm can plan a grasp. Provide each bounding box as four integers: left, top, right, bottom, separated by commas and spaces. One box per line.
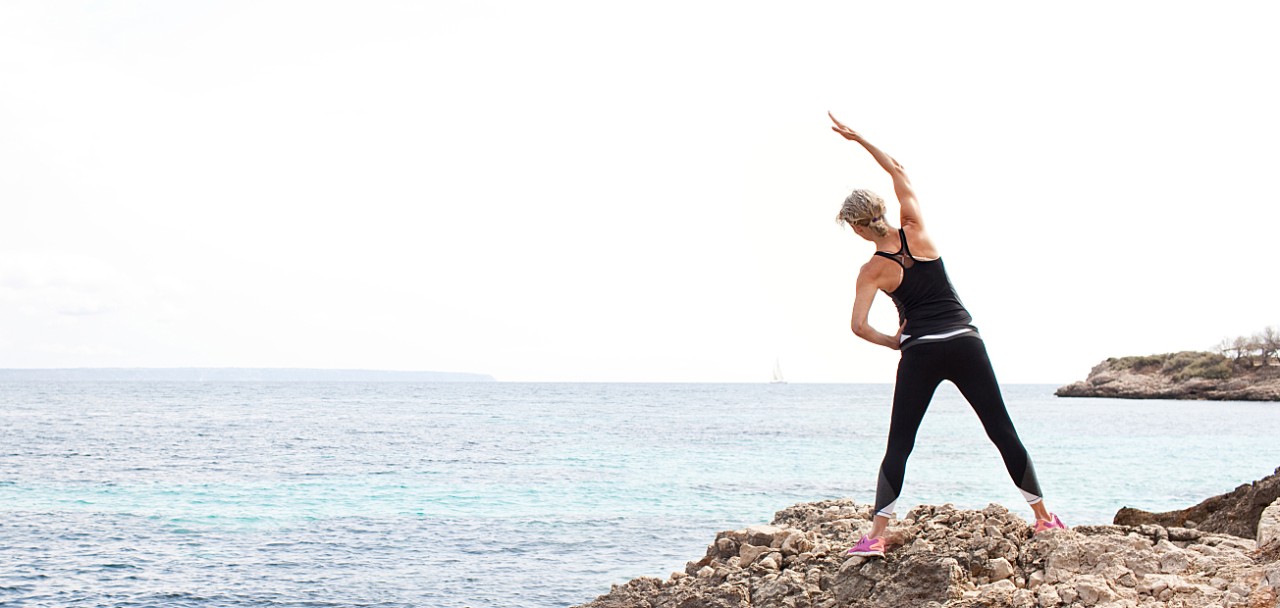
1261, 326, 1280, 363
1216, 326, 1280, 368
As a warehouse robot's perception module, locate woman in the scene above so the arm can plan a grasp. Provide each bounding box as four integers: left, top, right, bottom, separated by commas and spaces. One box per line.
828, 112, 1066, 558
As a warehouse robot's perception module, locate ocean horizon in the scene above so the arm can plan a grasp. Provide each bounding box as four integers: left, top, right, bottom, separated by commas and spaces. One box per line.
0, 368, 497, 382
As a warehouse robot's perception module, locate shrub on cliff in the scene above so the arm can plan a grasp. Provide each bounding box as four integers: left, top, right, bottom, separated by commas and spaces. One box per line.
1105, 351, 1232, 380
1163, 351, 1233, 381
1106, 354, 1165, 372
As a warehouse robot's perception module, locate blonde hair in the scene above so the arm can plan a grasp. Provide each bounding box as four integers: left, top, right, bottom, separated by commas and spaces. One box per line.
836, 189, 889, 237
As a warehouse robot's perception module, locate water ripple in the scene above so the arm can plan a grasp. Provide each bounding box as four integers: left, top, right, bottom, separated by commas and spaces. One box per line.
2, 382, 1279, 607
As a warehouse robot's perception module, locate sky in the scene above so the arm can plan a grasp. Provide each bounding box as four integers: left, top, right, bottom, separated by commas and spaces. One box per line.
2, 1, 1278, 383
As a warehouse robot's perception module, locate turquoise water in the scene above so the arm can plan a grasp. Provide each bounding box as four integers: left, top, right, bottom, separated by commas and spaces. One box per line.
1, 382, 1277, 606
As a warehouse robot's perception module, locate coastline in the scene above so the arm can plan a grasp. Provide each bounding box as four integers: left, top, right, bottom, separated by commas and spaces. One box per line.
576, 468, 1280, 608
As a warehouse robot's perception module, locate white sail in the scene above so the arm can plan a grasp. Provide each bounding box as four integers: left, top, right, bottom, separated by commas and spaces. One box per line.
771, 358, 786, 384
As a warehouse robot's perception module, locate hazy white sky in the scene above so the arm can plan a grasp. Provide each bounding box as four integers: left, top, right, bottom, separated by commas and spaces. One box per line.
2, 1, 1278, 382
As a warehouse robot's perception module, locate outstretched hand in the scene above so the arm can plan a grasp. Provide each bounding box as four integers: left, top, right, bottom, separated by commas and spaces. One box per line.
828, 111, 863, 142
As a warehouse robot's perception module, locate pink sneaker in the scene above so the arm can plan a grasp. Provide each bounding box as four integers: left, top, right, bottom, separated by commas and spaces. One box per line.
1034, 513, 1067, 533
847, 535, 886, 557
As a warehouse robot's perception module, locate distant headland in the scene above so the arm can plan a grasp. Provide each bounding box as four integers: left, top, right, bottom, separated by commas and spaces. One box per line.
1056, 351, 1279, 401
0, 368, 496, 382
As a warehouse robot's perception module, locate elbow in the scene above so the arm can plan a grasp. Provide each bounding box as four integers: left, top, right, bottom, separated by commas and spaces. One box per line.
890, 157, 909, 176
851, 319, 871, 339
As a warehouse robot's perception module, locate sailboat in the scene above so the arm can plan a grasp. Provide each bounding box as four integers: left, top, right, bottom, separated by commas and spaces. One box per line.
771, 358, 786, 384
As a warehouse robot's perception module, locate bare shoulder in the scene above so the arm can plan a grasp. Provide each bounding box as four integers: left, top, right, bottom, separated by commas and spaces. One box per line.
902, 224, 941, 259
859, 254, 895, 274
857, 255, 898, 290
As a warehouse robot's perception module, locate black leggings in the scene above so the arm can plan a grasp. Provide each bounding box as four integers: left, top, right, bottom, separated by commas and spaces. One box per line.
873, 336, 1043, 517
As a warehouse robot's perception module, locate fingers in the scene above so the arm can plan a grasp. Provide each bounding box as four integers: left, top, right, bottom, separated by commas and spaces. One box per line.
828, 111, 856, 133
828, 113, 861, 138
831, 126, 860, 141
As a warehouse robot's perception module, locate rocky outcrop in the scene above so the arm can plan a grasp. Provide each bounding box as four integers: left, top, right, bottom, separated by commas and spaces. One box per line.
1114, 466, 1280, 540
576, 500, 1280, 608
1055, 352, 1280, 401
1259, 499, 1280, 549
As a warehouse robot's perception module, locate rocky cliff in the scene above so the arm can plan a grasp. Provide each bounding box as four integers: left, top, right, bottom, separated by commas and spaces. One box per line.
577, 495, 1280, 608
1055, 352, 1280, 401
1114, 467, 1280, 540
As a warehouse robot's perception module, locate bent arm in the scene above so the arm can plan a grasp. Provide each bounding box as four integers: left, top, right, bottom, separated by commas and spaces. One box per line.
850, 266, 903, 350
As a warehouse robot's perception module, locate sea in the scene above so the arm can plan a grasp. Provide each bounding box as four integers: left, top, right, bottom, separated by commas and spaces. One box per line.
1, 381, 1278, 607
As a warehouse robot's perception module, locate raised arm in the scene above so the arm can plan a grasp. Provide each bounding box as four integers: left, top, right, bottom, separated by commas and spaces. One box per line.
828, 113, 923, 229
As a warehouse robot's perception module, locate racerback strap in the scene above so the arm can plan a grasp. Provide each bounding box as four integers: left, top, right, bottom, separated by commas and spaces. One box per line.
873, 229, 916, 269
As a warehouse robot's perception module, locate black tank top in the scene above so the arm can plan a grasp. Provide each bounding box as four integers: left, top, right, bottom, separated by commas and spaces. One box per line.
874, 229, 978, 349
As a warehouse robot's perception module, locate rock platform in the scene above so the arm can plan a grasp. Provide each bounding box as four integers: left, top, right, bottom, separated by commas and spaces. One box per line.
577, 498, 1280, 608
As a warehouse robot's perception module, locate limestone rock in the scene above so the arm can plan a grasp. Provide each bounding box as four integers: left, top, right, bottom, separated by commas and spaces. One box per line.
577, 494, 1280, 608
1259, 497, 1280, 548
739, 543, 770, 566
745, 524, 784, 547
988, 557, 1015, 581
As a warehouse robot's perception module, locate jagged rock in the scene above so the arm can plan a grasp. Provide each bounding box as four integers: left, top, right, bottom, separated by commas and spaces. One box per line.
746, 524, 784, 547
757, 552, 781, 571
778, 529, 813, 556
988, 557, 1014, 581
739, 543, 770, 566
1036, 585, 1060, 606
1114, 466, 1280, 539
576, 494, 1280, 608
1259, 498, 1280, 548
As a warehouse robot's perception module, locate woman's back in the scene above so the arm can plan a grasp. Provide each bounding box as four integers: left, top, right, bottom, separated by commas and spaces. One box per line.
873, 228, 975, 349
